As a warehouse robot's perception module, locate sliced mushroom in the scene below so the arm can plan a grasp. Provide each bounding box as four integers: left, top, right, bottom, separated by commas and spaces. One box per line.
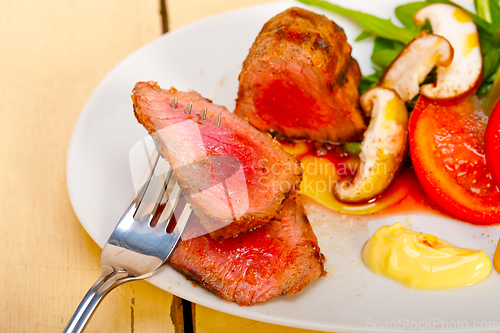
334, 87, 408, 203
414, 3, 483, 99
380, 30, 453, 102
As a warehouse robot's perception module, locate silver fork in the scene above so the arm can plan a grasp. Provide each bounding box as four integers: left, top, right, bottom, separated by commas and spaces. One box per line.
63, 148, 192, 333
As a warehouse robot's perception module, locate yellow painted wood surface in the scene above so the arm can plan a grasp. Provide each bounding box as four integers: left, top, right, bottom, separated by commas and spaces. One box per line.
195, 305, 325, 333
0, 1, 173, 332
168, 0, 281, 30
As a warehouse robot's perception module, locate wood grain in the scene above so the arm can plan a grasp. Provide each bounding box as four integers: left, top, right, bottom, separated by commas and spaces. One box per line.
167, 0, 281, 30
0, 1, 172, 332
195, 305, 324, 333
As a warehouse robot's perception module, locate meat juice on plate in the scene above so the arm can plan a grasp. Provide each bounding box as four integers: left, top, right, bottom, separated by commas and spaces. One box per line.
280, 140, 425, 215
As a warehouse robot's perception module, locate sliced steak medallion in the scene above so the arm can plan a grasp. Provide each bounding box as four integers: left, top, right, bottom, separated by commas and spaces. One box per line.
132, 81, 302, 239
234, 7, 366, 143
169, 195, 325, 306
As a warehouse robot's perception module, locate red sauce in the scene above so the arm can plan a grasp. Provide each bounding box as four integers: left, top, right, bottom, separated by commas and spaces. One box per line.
280, 139, 440, 216
291, 140, 358, 175
375, 167, 437, 216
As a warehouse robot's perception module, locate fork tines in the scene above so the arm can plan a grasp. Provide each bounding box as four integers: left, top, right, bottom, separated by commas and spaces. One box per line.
131, 148, 192, 234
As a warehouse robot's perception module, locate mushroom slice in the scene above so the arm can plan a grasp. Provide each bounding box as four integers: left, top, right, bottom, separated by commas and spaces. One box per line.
334, 87, 408, 203
380, 31, 453, 102
414, 4, 482, 99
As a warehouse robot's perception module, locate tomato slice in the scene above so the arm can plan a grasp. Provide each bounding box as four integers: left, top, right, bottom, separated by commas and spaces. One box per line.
485, 100, 500, 187
409, 94, 500, 225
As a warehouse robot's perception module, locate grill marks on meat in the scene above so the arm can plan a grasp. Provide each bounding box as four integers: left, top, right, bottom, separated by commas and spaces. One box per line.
234, 7, 366, 143
169, 196, 325, 306
132, 81, 302, 240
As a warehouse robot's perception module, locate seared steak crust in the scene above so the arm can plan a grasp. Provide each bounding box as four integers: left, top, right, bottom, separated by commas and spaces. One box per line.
132, 81, 302, 239
234, 7, 366, 143
169, 196, 325, 306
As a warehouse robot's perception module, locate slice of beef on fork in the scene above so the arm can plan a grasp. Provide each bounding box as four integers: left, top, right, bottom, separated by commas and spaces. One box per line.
132, 81, 302, 239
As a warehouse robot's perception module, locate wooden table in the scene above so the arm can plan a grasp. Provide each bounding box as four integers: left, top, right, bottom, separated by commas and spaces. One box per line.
0, 0, 324, 332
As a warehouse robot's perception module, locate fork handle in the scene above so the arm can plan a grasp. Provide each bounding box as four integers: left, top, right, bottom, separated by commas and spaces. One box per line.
62, 265, 134, 333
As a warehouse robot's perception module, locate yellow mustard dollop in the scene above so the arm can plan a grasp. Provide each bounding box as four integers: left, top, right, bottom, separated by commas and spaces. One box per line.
362, 222, 491, 289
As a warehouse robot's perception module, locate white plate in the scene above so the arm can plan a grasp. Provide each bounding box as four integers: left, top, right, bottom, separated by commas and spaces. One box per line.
66, 1, 500, 332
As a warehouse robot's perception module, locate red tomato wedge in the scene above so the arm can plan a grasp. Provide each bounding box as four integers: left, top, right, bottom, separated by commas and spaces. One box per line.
409, 94, 500, 225
485, 100, 500, 187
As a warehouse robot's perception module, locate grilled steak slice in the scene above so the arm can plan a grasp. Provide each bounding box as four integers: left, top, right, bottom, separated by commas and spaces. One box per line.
132, 81, 302, 239
234, 7, 366, 143
169, 196, 324, 306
